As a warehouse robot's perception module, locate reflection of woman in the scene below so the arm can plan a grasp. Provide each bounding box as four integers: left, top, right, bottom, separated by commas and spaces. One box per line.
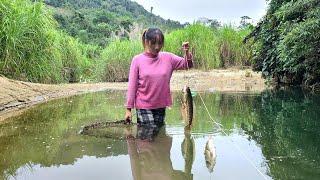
124, 27, 193, 125
126, 125, 193, 180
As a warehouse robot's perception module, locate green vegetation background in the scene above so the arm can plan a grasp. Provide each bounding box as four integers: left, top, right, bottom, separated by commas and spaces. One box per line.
0, 0, 253, 83
1, 0, 319, 89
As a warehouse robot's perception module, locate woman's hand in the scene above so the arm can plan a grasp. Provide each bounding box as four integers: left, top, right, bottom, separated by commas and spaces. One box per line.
125, 108, 132, 123
182, 42, 193, 62
182, 42, 190, 52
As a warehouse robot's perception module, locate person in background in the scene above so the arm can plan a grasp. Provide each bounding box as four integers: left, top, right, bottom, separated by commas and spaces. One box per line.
125, 27, 193, 125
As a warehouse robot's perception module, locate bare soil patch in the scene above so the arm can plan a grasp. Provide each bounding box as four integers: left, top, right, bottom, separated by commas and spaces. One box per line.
0, 69, 267, 122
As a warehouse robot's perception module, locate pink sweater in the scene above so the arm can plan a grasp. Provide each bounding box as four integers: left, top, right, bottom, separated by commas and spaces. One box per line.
126, 52, 192, 109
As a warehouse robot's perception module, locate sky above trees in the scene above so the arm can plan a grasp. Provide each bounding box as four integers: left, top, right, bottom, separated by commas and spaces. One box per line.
133, 0, 268, 25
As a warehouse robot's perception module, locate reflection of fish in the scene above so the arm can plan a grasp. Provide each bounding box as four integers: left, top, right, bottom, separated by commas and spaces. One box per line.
181, 85, 193, 128
181, 131, 195, 175
204, 136, 216, 173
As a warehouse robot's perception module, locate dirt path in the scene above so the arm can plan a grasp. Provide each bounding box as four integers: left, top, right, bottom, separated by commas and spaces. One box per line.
0, 69, 267, 122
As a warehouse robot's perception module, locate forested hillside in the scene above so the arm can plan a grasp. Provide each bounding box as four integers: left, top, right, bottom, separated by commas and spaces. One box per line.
44, 0, 183, 46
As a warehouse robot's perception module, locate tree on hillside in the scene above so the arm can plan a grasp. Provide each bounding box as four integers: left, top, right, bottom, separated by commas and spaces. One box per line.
239, 16, 252, 28
196, 17, 221, 29
209, 19, 221, 29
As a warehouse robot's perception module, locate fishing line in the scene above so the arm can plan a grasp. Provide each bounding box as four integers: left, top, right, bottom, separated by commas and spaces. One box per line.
183, 47, 191, 86
182, 46, 267, 179
198, 94, 223, 128
183, 45, 267, 179
196, 88, 269, 180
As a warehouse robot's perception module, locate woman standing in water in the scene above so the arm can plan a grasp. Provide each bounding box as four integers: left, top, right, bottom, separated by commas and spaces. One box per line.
125, 27, 193, 125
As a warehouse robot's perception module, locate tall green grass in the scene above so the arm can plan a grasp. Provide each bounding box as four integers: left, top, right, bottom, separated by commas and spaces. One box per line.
97, 24, 253, 81
0, 0, 60, 82
164, 23, 221, 69
0, 0, 97, 83
216, 25, 253, 67
54, 31, 98, 82
164, 24, 253, 68
97, 39, 142, 82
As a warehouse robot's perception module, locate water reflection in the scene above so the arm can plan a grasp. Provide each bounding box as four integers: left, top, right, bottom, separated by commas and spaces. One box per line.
241, 88, 320, 180
0, 88, 320, 179
181, 129, 195, 177
127, 124, 193, 180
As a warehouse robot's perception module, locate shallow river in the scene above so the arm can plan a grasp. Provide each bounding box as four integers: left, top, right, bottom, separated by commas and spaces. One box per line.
0, 88, 319, 180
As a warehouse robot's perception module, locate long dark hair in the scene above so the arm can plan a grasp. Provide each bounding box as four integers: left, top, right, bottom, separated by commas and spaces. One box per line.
142, 28, 164, 48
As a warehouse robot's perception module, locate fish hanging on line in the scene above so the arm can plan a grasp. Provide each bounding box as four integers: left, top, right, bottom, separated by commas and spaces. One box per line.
204, 136, 217, 173
181, 85, 193, 129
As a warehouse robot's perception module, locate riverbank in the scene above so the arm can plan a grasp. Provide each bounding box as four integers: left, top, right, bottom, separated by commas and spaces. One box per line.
0, 69, 266, 122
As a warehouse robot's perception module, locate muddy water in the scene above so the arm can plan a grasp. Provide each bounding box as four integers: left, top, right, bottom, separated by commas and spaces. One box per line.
0, 89, 320, 180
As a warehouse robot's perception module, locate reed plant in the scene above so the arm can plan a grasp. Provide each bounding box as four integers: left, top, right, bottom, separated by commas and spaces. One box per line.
0, 0, 61, 82
0, 0, 96, 83
97, 39, 142, 82
216, 25, 253, 67
165, 23, 221, 69
54, 31, 97, 82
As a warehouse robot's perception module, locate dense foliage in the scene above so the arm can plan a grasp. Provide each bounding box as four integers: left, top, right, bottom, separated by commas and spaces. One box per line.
248, 0, 320, 89
44, 0, 183, 46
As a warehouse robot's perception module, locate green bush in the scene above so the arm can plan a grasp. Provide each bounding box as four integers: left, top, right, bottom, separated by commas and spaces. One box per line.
248, 0, 320, 88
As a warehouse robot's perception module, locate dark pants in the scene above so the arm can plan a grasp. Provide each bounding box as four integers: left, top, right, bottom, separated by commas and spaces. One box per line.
136, 108, 166, 126
136, 108, 166, 140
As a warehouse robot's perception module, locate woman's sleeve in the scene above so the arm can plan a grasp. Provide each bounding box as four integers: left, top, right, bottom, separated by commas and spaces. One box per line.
170, 53, 193, 70
126, 58, 139, 108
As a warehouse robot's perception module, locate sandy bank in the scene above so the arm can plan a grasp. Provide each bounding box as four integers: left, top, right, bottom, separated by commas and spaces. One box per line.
0, 69, 266, 122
